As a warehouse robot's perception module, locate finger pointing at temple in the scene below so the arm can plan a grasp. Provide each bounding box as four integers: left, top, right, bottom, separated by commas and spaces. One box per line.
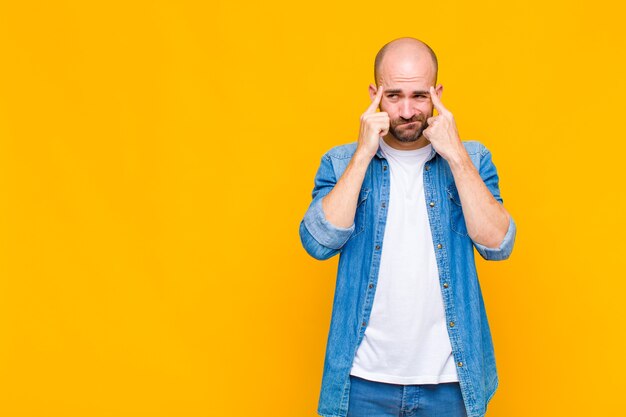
429, 86, 449, 115
366, 84, 384, 114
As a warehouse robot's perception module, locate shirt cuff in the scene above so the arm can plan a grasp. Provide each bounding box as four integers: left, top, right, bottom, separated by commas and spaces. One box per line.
473, 215, 517, 261
303, 196, 355, 250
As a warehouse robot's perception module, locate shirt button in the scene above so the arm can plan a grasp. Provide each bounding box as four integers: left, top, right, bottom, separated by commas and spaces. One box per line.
457, 361, 463, 367
443, 283, 449, 288
429, 201, 435, 207
362, 321, 367, 327
425, 165, 430, 171
382, 202, 386, 208
437, 243, 442, 249
449, 321, 455, 327
375, 245, 381, 250
383, 165, 388, 171
369, 283, 374, 289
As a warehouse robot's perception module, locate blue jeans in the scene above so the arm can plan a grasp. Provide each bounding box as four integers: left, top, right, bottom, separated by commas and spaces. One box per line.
347, 375, 469, 417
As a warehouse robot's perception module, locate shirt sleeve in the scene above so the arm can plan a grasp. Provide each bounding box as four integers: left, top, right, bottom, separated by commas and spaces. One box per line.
472, 144, 517, 261
299, 154, 355, 260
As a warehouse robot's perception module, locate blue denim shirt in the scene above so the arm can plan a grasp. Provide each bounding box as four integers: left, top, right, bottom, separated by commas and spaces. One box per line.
299, 140, 517, 417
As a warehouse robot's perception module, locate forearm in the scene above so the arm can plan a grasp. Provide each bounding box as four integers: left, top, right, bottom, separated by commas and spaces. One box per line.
322, 150, 372, 228
448, 150, 510, 248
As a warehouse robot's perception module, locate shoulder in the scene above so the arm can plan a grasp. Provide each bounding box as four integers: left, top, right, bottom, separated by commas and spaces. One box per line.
320, 139, 491, 160
461, 139, 487, 155
314, 142, 359, 181
323, 141, 359, 160
323, 140, 487, 156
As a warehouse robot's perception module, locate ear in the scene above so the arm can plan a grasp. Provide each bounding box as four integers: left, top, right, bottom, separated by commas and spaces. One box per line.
368, 83, 378, 101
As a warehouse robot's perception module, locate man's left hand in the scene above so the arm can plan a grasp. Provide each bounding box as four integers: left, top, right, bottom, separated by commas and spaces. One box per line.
423, 86, 466, 163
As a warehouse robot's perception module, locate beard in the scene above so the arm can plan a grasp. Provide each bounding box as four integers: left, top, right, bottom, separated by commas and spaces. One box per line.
388, 114, 430, 143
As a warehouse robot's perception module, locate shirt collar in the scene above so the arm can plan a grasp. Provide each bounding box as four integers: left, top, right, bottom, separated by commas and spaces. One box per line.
375, 141, 437, 161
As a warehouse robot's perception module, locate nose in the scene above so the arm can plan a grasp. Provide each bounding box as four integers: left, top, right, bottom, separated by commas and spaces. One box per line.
399, 99, 416, 120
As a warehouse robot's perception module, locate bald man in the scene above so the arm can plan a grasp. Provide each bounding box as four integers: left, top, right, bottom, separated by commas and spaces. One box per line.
299, 37, 517, 417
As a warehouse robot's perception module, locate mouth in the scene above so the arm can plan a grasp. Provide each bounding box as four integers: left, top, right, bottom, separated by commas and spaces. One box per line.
399, 121, 419, 127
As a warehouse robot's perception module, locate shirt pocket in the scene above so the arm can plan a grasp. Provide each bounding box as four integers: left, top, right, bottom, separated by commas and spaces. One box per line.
349, 187, 371, 240
445, 182, 468, 237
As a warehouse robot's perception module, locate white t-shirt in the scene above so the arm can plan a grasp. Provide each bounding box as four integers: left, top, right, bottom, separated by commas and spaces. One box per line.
349, 137, 459, 385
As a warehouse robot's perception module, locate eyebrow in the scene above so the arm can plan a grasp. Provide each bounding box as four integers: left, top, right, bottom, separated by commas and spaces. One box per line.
385, 89, 430, 95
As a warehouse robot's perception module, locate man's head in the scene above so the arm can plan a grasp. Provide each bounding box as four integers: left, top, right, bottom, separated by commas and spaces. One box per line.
370, 37, 441, 146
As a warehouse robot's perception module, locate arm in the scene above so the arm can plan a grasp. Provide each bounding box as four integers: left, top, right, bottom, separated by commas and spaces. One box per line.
448, 144, 517, 261
299, 84, 388, 260
299, 151, 371, 260
423, 85, 516, 261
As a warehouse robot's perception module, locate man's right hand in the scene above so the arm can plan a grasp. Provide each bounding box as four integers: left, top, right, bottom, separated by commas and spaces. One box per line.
316, 85, 386, 233
357, 84, 389, 160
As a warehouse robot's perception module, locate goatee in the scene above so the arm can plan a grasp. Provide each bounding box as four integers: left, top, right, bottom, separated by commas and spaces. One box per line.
389, 118, 429, 143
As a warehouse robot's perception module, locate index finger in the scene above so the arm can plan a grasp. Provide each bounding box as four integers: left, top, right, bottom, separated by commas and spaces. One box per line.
429, 86, 448, 114
366, 84, 384, 114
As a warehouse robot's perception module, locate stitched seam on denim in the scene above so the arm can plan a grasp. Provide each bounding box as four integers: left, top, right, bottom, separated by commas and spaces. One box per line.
347, 188, 370, 241
446, 184, 469, 237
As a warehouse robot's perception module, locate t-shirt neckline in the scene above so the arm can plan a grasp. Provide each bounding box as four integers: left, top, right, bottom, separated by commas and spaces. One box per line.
379, 137, 432, 157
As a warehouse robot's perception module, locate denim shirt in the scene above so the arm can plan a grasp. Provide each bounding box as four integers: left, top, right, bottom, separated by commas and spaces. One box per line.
298, 140, 517, 417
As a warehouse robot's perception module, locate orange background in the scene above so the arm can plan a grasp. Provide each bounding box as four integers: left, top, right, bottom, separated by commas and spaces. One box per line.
0, 0, 624, 416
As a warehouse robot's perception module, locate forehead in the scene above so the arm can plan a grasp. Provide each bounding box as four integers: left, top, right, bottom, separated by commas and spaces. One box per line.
379, 54, 435, 89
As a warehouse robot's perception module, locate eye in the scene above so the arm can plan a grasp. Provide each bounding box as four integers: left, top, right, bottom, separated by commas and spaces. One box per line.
387, 94, 398, 98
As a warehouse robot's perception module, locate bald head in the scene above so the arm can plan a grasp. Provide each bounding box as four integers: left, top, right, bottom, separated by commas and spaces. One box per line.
374, 37, 438, 87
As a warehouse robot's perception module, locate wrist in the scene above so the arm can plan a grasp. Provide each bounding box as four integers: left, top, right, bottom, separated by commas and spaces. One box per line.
447, 145, 472, 171
353, 147, 374, 167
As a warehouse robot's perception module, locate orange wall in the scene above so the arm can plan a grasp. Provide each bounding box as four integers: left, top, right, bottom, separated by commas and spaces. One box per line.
0, 1, 624, 416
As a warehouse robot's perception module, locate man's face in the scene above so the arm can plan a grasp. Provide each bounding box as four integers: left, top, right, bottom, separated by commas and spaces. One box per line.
372, 56, 440, 144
